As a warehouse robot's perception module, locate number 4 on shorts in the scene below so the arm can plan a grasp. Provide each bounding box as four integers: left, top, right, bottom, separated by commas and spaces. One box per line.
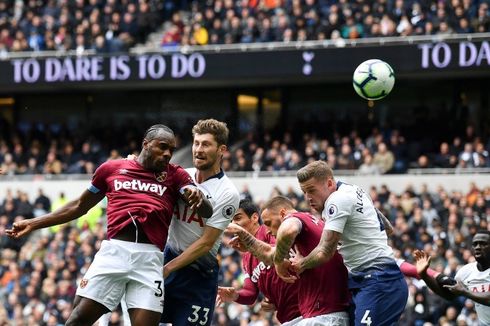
361, 310, 372, 326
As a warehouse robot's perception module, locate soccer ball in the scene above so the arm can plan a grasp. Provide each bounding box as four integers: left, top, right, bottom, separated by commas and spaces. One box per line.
352, 59, 395, 100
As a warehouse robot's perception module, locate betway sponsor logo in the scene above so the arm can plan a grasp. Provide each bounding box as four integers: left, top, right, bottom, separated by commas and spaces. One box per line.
114, 179, 167, 196
251, 261, 271, 283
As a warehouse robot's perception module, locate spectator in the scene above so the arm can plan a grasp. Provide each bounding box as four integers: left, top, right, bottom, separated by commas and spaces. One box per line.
358, 153, 381, 175
373, 142, 395, 174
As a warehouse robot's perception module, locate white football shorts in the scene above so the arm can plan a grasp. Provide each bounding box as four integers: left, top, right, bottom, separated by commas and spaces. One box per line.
297, 311, 349, 326
76, 239, 164, 313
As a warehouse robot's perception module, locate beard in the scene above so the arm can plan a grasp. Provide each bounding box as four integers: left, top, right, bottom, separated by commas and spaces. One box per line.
194, 158, 214, 171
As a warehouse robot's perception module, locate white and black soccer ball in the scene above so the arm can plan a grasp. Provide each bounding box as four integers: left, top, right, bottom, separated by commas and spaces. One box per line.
352, 59, 395, 100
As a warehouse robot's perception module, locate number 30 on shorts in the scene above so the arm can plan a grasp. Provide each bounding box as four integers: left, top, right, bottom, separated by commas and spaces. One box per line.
188, 305, 210, 325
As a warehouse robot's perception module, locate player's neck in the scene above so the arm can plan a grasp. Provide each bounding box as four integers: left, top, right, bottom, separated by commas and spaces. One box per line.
477, 260, 490, 271
195, 165, 221, 183
251, 224, 260, 236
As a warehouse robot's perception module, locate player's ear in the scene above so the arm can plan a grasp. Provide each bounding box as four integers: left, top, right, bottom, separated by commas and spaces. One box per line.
142, 138, 149, 150
279, 208, 287, 219
218, 144, 227, 155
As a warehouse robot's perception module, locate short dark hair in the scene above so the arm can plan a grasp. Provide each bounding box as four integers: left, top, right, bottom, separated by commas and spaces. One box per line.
192, 119, 229, 146
144, 124, 174, 140
239, 199, 262, 224
262, 196, 295, 211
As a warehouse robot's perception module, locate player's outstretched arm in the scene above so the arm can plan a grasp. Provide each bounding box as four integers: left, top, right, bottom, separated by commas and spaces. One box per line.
5, 190, 105, 239
413, 250, 457, 300
216, 276, 260, 307
225, 223, 275, 265
444, 281, 490, 305
291, 229, 341, 275
216, 286, 239, 307
164, 225, 222, 277
273, 218, 302, 283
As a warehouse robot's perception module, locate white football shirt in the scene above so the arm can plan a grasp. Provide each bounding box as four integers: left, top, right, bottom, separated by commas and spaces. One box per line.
455, 262, 490, 325
322, 181, 395, 273
167, 167, 240, 259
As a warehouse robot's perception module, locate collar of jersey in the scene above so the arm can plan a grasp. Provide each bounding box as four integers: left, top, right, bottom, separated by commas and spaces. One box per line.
202, 169, 225, 181
336, 181, 344, 190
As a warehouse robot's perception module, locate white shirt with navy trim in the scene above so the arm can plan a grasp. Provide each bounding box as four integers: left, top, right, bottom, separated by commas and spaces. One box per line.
455, 262, 490, 324
167, 167, 240, 258
323, 181, 394, 273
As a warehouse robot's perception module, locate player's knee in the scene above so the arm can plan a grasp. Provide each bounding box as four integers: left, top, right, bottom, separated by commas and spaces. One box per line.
65, 308, 94, 326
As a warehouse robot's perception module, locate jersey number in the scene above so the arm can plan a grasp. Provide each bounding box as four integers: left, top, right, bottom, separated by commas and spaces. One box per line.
188, 305, 209, 325
361, 310, 372, 326
154, 280, 163, 297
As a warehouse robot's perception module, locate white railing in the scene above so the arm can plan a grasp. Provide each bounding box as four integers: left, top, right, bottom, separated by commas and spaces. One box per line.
2, 33, 490, 59
1, 167, 489, 181
1, 171, 490, 203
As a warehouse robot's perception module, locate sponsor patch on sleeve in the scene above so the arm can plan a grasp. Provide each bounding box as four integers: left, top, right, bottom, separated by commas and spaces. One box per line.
222, 205, 236, 219
327, 204, 338, 217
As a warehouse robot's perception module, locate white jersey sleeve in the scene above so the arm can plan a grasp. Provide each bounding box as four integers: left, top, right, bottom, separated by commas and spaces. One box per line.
455, 262, 490, 324
322, 190, 354, 234
205, 183, 240, 231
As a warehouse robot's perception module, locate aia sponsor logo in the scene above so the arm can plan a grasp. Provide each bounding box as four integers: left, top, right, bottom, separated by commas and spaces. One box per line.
470, 283, 490, 293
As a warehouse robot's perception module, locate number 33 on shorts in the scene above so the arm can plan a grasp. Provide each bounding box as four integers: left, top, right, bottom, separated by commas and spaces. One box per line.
188, 305, 210, 325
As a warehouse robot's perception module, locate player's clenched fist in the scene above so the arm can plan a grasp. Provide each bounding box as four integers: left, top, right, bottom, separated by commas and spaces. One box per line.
5, 219, 33, 239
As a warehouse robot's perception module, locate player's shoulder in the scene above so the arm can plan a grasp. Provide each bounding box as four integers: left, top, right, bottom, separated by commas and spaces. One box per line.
220, 174, 240, 196
328, 183, 358, 204
210, 172, 240, 198
289, 211, 311, 222
456, 261, 478, 278
96, 159, 128, 172
168, 163, 187, 173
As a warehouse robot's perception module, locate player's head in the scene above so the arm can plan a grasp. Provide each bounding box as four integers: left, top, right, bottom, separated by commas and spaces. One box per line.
233, 199, 261, 233
140, 124, 176, 172
261, 196, 296, 236
472, 230, 490, 265
192, 119, 229, 171
297, 160, 336, 212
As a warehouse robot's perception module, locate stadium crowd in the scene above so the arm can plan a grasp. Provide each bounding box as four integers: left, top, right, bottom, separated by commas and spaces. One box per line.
0, 0, 489, 54
0, 116, 488, 176
163, 0, 490, 46
0, 0, 169, 54
0, 179, 489, 325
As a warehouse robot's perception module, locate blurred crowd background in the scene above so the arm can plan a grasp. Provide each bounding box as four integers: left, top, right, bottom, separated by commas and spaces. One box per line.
0, 179, 489, 325
0, 0, 489, 54
0, 116, 488, 176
